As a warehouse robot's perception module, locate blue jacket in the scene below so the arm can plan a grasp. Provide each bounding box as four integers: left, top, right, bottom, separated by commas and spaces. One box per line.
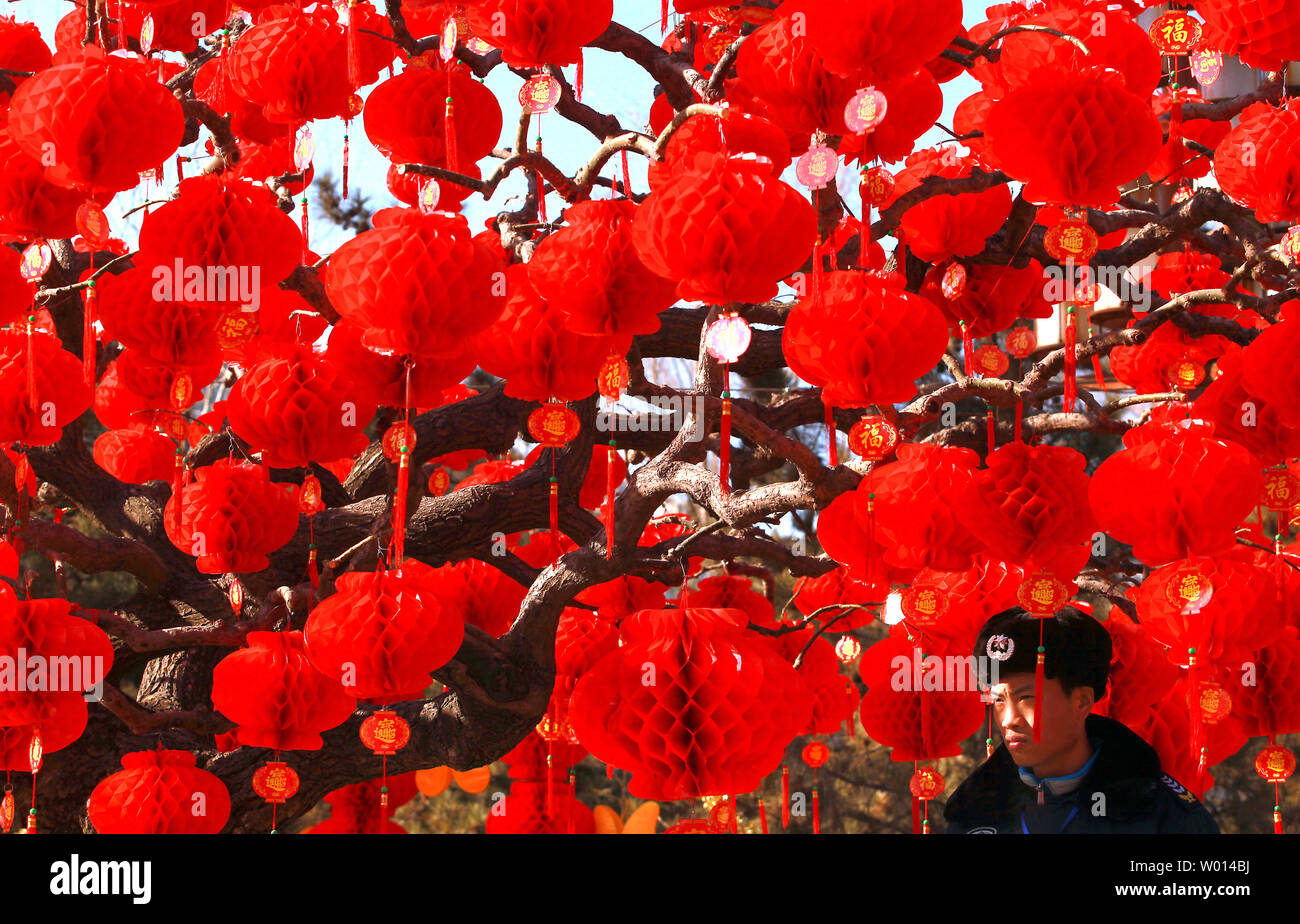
943, 714, 1220, 834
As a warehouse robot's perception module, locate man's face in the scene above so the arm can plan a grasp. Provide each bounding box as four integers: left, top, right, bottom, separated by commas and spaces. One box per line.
989, 673, 1093, 774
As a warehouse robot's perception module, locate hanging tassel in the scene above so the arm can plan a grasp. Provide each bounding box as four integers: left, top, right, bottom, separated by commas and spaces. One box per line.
444, 76, 459, 174
1032, 622, 1046, 743
549, 464, 560, 552
175, 154, 185, 182
621, 149, 632, 200
922, 799, 931, 834
825, 400, 839, 466
661, 0, 669, 34
347, 0, 362, 89
757, 796, 769, 834
961, 322, 973, 377
575, 50, 584, 102
534, 136, 547, 224
0, 783, 11, 834
546, 741, 554, 817
811, 781, 820, 834
307, 543, 319, 589
1063, 303, 1077, 411
25, 315, 37, 414
1187, 647, 1204, 767
1274, 804, 1285, 834
604, 441, 617, 560
342, 126, 350, 200
986, 705, 995, 758
911, 793, 921, 835
781, 765, 790, 829
719, 386, 732, 498
82, 282, 97, 387
300, 196, 309, 264
986, 407, 996, 454
728, 795, 738, 834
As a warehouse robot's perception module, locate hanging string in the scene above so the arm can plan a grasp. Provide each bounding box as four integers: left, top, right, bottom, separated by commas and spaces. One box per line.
444, 71, 459, 174
346, 0, 362, 90
719, 364, 732, 498
757, 795, 769, 834
604, 440, 617, 560
1032, 620, 1046, 744
25, 314, 37, 414
83, 280, 97, 387
549, 454, 560, 553
961, 321, 973, 377
299, 195, 309, 264
825, 400, 838, 467
986, 407, 996, 455
575, 50, 584, 102
534, 136, 547, 224
781, 764, 790, 829
343, 124, 351, 200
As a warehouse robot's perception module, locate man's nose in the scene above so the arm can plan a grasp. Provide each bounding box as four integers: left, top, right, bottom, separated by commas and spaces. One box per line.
998, 700, 1026, 731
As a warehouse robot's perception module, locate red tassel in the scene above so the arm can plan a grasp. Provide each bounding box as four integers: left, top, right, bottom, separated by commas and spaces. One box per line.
175, 155, 184, 182
549, 476, 559, 550
661, 0, 669, 33
757, 796, 769, 834
604, 442, 617, 560
535, 135, 547, 224
1063, 303, 1077, 411
728, 795, 738, 834
825, 400, 838, 466
575, 50, 583, 102
343, 128, 350, 200
24, 316, 37, 414
621, 150, 632, 199
961, 322, 973, 377
911, 794, 921, 834
1032, 622, 1046, 743
347, 0, 363, 89
83, 283, 97, 387
811, 784, 820, 834
300, 196, 309, 264
546, 744, 554, 816
987, 407, 996, 454
444, 77, 459, 174
307, 544, 319, 589
392, 450, 409, 566
1187, 649, 1203, 766
781, 765, 790, 829
719, 391, 732, 497
1275, 806, 1284, 834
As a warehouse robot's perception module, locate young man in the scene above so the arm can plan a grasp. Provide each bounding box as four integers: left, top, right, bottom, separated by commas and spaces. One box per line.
944, 605, 1220, 834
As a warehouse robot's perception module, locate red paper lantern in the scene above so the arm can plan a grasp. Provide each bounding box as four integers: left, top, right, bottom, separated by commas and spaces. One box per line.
252, 762, 300, 803
163, 459, 300, 574
1089, 418, 1264, 566
1213, 100, 1300, 224
484, 781, 597, 834
887, 147, 1012, 262
798, 0, 964, 86
359, 710, 411, 755
365, 59, 502, 167
1194, 346, 1300, 467
226, 4, 395, 124
303, 560, 464, 702
323, 208, 508, 360
996, 6, 1160, 97
569, 607, 812, 800
957, 441, 1096, 578
733, 11, 855, 138
647, 108, 792, 190
92, 428, 176, 485
633, 154, 816, 304
858, 635, 986, 760
212, 630, 357, 751
427, 558, 528, 639
303, 773, 419, 834
0, 329, 91, 447
859, 443, 985, 572
529, 200, 679, 338
838, 70, 944, 166
95, 265, 221, 368
1198, 0, 1300, 71
136, 175, 304, 291
783, 270, 950, 407
6, 46, 183, 193
226, 347, 377, 468
475, 264, 616, 401
87, 749, 231, 834
984, 67, 1162, 208
792, 565, 882, 629
465, 0, 613, 67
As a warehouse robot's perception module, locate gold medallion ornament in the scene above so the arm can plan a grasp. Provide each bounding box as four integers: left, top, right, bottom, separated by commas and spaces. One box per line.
1016, 572, 1072, 615
901, 583, 947, 626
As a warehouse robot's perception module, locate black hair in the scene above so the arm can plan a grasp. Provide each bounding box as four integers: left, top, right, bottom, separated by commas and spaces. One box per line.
973, 605, 1111, 700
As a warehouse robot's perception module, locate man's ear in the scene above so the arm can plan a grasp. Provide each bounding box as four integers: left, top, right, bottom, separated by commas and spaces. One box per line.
1071, 684, 1095, 717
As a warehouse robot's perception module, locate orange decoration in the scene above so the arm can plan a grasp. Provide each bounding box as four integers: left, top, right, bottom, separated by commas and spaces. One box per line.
1261, 468, 1300, 510
597, 355, 629, 400
360, 710, 411, 756
427, 467, 450, 496
1195, 681, 1232, 723
1006, 326, 1037, 359
1044, 219, 1099, 263
909, 766, 945, 799
972, 344, 1010, 377
1164, 358, 1205, 390
901, 583, 947, 626
1149, 11, 1202, 54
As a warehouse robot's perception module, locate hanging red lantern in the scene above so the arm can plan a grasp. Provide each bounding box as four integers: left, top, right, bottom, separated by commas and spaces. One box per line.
569, 606, 812, 800
984, 67, 1162, 208
1212, 99, 1300, 224
1089, 419, 1264, 566
365, 58, 502, 168
359, 710, 411, 755
633, 154, 817, 304
465, 0, 612, 67
797, 0, 964, 87
323, 208, 508, 360
87, 748, 231, 834
0, 328, 92, 447
226, 346, 378, 469
784, 269, 950, 407
887, 148, 1012, 262
212, 630, 357, 751
303, 773, 419, 834
529, 199, 679, 338
92, 428, 176, 485
163, 459, 300, 574
647, 108, 792, 190
252, 762, 300, 803
303, 559, 464, 702
1198, 0, 1300, 71
6, 45, 184, 193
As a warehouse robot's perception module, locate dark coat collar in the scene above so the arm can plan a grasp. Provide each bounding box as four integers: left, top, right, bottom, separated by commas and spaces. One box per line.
945, 714, 1164, 826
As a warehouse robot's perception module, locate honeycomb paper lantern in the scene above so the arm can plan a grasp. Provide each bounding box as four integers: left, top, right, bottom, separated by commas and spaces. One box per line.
163, 459, 300, 574
364, 60, 502, 167
92, 428, 177, 485
633, 154, 816, 304
646, 109, 792, 190
6, 45, 184, 193
0, 328, 92, 447
303, 560, 464, 703
1197, 0, 1300, 70
96, 265, 221, 368
919, 260, 1053, 338
211, 630, 357, 751
1213, 100, 1300, 223
484, 781, 597, 834
225, 347, 377, 468
465, 0, 613, 67
569, 606, 812, 800
797, 0, 964, 86
887, 148, 1012, 261
87, 749, 231, 834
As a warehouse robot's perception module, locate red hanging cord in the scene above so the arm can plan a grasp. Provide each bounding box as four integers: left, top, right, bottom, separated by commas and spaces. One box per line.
1063, 302, 1078, 411
575, 50, 583, 102
757, 795, 769, 834
604, 441, 617, 560
83, 281, 98, 386
621, 149, 632, 199
347, 0, 362, 89
961, 322, 973, 377
343, 126, 350, 200
719, 376, 732, 497
781, 764, 790, 829
825, 399, 838, 466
